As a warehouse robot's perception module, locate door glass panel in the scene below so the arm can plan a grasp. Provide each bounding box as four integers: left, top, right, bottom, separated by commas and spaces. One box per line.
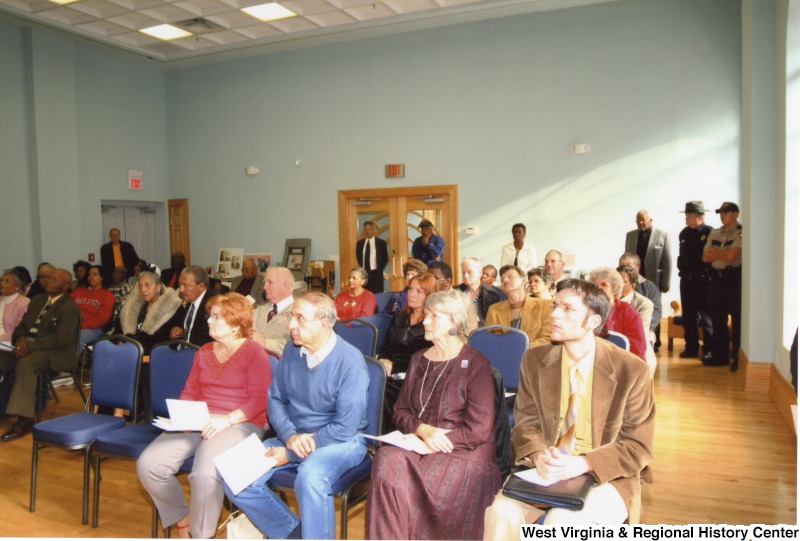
406, 208, 443, 259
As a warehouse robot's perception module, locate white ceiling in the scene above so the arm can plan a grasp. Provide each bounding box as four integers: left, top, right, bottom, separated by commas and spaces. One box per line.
0, 0, 613, 66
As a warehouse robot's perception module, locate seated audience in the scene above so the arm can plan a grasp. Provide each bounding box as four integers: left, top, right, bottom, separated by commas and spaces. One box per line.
482, 264, 507, 301
71, 260, 91, 291
544, 250, 567, 295
0, 268, 80, 441
617, 265, 655, 339
70, 265, 115, 350
619, 252, 662, 348
378, 273, 436, 431
27, 263, 53, 298
224, 292, 369, 540
500, 223, 537, 273
0, 271, 31, 347
119, 270, 182, 354
252, 267, 295, 358
11, 266, 32, 296
137, 293, 270, 539
457, 258, 501, 326
429, 262, 454, 292
527, 268, 553, 300
483, 279, 654, 533
412, 219, 445, 266
366, 290, 501, 540
335, 267, 377, 320
486, 265, 553, 347
160, 252, 186, 290
229, 258, 266, 305
108, 266, 132, 329
382, 258, 427, 315
168, 266, 216, 348
589, 267, 648, 362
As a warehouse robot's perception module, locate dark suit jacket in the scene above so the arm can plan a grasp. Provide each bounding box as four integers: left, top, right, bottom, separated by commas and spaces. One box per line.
625, 228, 672, 291
100, 241, 139, 277
457, 283, 501, 326
356, 237, 389, 272
13, 294, 81, 372
170, 289, 217, 347
512, 338, 655, 523
160, 266, 186, 289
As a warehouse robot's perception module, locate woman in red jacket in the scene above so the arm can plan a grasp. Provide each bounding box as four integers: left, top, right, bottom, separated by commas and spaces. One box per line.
70, 265, 115, 350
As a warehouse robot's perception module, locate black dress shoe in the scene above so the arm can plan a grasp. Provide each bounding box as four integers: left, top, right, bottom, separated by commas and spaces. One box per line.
0, 416, 35, 442
730, 360, 739, 372
679, 350, 699, 359
702, 355, 729, 367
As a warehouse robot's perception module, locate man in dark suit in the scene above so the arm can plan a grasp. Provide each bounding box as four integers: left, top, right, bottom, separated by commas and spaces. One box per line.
168, 266, 216, 347
483, 279, 654, 533
160, 251, 187, 290
0, 268, 81, 441
100, 228, 140, 278
229, 258, 266, 306
624, 210, 672, 293
356, 221, 388, 294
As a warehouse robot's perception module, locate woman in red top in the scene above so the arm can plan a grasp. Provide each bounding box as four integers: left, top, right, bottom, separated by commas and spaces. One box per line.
137, 293, 271, 539
70, 265, 115, 350
334, 267, 377, 320
589, 267, 648, 361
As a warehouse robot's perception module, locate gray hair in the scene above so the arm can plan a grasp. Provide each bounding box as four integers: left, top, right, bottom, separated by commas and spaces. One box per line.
423, 290, 478, 344
1, 271, 24, 291
181, 265, 209, 288
138, 271, 163, 293
350, 267, 368, 281
589, 267, 624, 298
619, 252, 641, 268
298, 292, 338, 328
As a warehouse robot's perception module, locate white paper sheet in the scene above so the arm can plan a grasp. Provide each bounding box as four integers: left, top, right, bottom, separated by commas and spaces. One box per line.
152, 399, 210, 431
213, 433, 278, 495
362, 430, 451, 455
514, 468, 559, 487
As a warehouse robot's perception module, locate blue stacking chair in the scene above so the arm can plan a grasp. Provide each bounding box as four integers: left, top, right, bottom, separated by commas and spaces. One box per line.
468, 325, 529, 428
30, 335, 143, 525
355, 314, 393, 354
91, 340, 198, 529
373, 291, 393, 313
601, 330, 631, 351
334, 319, 379, 357
268, 356, 386, 539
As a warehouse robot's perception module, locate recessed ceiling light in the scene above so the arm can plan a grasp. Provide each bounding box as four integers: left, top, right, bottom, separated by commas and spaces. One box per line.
140, 24, 192, 40
241, 3, 297, 22
48, 0, 79, 4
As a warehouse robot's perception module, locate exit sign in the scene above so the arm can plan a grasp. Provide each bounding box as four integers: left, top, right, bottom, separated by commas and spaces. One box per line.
385, 164, 404, 178
128, 169, 142, 191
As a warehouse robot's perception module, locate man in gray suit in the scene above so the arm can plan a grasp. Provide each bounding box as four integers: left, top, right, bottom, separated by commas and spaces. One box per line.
0, 268, 80, 441
229, 258, 266, 306
625, 210, 672, 294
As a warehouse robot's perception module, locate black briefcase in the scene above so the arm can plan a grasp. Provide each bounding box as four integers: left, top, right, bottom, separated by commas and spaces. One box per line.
502, 471, 595, 510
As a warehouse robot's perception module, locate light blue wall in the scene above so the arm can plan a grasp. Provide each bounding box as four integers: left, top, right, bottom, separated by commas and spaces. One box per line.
0, 18, 169, 271
166, 0, 742, 301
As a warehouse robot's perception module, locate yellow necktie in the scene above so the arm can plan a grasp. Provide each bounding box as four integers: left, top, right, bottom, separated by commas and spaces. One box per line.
556, 363, 583, 454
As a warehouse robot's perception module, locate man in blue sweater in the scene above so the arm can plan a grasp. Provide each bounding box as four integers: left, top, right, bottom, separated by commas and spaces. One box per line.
225, 292, 369, 539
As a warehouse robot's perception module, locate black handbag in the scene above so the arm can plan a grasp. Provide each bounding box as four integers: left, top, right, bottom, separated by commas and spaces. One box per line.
502, 470, 596, 510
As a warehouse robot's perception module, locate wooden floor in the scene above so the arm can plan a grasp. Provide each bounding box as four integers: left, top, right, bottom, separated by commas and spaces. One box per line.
0, 337, 796, 538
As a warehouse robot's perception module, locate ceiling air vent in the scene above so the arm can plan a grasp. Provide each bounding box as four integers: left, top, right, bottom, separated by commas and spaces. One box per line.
174, 18, 224, 35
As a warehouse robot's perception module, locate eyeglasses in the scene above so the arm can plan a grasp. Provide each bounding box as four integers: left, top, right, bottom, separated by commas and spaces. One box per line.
291, 313, 321, 326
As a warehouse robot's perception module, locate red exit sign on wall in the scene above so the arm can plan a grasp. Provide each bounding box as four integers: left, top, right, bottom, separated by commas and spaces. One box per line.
385, 164, 404, 178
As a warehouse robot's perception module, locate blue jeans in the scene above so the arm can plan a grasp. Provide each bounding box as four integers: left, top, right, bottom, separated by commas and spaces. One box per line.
224, 437, 367, 539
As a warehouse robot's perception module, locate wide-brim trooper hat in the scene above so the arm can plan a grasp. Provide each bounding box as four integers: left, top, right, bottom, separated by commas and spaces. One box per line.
680, 201, 706, 214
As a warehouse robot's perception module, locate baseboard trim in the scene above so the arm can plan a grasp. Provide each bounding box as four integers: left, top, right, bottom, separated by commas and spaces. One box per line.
741, 350, 770, 392
769, 364, 798, 436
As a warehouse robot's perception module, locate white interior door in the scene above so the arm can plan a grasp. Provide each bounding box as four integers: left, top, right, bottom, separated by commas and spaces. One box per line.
101, 203, 159, 266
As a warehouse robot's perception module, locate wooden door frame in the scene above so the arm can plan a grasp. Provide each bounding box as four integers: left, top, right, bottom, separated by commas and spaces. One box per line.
338, 185, 459, 291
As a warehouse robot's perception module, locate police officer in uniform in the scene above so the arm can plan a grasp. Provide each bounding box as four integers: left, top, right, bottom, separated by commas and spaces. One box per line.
677, 201, 714, 359
702, 202, 742, 371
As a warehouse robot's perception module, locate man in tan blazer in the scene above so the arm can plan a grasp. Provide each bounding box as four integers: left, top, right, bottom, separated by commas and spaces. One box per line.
485, 265, 552, 347
483, 279, 655, 534
251, 267, 295, 358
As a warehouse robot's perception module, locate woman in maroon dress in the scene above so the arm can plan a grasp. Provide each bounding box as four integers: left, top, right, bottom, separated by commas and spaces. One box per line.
366, 290, 501, 540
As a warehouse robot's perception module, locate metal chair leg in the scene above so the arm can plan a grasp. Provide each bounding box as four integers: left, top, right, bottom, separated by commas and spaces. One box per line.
82, 446, 91, 525
92, 455, 101, 528
30, 442, 39, 512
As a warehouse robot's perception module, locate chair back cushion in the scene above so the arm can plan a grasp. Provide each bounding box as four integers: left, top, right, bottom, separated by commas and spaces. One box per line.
468, 325, 529, 389
91, 336, 143, 411
334, 320, 378, 357
363, 356, 387, 437
150, 341, 199, 419
356, 314, 393, 353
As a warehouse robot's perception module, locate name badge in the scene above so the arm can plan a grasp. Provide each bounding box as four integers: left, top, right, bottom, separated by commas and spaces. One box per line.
461, 359, 469, 369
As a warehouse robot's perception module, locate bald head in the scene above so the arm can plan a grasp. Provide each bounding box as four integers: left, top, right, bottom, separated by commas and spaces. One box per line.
263, 267, 294, 304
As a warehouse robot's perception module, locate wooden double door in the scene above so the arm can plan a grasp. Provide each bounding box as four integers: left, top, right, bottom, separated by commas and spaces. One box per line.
338, 185, 459, 292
